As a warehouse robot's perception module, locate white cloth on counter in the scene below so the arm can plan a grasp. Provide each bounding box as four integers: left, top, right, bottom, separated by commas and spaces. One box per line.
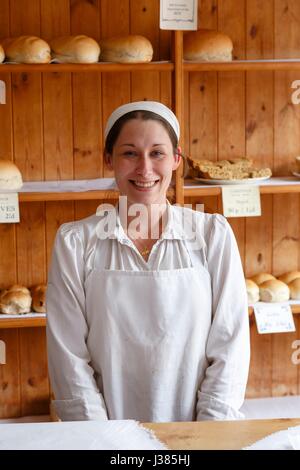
46, 202, 250, 422
244, 425, 300, 450
0, 420, 167, 450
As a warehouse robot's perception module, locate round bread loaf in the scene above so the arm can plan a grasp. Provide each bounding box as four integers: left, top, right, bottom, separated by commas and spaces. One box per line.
99, 35, 153, 63
9, 284, 30, 295
183, 29, 233, 62
246, 279, 259, 304
251, 272, 275, 286
0, 289, 31, 314
259, 279, 290, 303
288, 278, 300, 300
50, 35, 100, 63
31, 285, 46, 313
3, 36, 50, 63
0, 160, 23, 190
278, 271, 300, 285
0, 44, 4, 63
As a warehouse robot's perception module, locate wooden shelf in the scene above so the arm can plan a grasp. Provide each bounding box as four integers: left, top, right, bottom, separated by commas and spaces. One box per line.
184, 59, 300, 72
184, 177, 300, 197
0, 316, 46, 329
0, 61, 174, 73
19, 189, 120, 202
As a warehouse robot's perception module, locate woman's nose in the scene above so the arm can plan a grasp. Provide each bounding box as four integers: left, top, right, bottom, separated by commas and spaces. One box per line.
136, 155, 153, 175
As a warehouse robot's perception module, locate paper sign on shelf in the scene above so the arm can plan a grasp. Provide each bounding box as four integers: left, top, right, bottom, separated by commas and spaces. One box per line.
0, 193, 20, 223
254, 303, 296, 334
0, 80, 6, 104
222, 185, 261, 218
160, 0, 198, 30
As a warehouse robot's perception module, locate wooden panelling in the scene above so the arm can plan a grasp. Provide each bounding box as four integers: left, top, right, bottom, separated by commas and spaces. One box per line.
0, 0, 300, 418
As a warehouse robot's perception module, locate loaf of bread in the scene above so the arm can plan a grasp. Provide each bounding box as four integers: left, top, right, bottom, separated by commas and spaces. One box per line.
288, 278, 300, 300
0, 44, 4, 63
31, 285, 46, 313
50, 35, 100, 63
1, 36, 51, 63
259, 279, 290, 303
183, 29, 233, 62
246, 279, 259, 304
251, 273, 276, 285
278, 271, 300, 285
99, 35, 153, 63
0, 285, 32, 314
0, 160, 23, 190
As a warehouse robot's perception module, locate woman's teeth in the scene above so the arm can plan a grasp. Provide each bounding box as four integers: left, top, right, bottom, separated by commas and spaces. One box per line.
132, 180, 158, 188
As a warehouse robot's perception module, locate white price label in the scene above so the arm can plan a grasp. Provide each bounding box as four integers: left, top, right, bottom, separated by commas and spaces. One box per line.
0, 193, 20, 223
0, 80, 6, 104
160, 0, 198, 30
222, 185, 261, 218
254, 303, 296, 334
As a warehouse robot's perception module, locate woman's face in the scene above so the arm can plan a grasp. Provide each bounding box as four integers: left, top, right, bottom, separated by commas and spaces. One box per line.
106, 118, 181, 206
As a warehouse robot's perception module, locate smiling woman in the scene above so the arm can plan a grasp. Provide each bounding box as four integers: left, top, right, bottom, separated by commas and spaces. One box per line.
46, 101, 250, 424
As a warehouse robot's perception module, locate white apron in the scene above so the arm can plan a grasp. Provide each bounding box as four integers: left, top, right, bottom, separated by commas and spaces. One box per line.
84, 239, 212, 422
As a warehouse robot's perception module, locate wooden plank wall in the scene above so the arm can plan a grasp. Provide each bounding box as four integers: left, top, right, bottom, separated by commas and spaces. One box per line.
0, 0, 299, 418
186, 0, 300, 398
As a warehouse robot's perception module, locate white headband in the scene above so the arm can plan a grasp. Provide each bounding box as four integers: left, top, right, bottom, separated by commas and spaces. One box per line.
104, 101, 180, 141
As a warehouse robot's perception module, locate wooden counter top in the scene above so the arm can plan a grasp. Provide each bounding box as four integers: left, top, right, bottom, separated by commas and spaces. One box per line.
143, 418, 300, 450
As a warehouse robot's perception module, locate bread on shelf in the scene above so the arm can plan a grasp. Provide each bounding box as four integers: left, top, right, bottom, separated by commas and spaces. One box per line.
0, 44, 4, 63
0, 285, 32, 314
0, 36, 51, 63
259, 279, 290, 303
288, 278, 300, 300
0, 160, 23, 190
277, 271, 300, 285
246, 279, 259, 304
99, 35, 153, 63
31, 285, 47, 313
50, 35, 100, 63
183, 29, 233, 62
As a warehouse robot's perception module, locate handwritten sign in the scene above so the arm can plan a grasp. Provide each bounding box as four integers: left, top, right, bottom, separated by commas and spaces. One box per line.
0, 80, 6, 104
222, 185, 261, 218
254, 303, 296, 334
0, 193, 20, 223
160, 0, 198, 30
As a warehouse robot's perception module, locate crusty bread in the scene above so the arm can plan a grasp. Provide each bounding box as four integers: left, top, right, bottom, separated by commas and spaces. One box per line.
278, 271, 300, 285
288, 278, 300, 300
251, 273, 276, 286
1, 36, 51, 63
9, 284, 30, 295
259, 279, 290, 303
0, 160, 23, 190
0, 44, 4, 63
183, 29, 233, 62
246, 279, 259, 304
0, 287, 31, 314
31, 285, 46, 313
50, 35, 100, 63
99, 35, 153, 63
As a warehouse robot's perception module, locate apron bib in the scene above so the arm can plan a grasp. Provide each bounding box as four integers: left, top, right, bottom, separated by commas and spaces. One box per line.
84, 240, 212, 422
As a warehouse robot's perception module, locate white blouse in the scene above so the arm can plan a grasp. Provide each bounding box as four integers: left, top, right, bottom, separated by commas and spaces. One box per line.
46, 203, 250, 422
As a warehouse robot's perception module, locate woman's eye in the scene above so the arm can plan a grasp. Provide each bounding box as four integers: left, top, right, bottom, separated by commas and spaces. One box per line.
151, 150, 164, 158
123, 151, 137, 157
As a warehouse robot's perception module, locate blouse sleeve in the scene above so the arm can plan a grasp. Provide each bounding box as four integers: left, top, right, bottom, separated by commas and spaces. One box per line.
46, 223, 108, 421
196, 214, 250, 421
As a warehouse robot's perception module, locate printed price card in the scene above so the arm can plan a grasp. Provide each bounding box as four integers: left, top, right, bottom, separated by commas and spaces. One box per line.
221, 185, 261, 218
160, 0, 198, 30
0, 193, 20, 223
0, 80, 6, 104
254, 303, 296, 334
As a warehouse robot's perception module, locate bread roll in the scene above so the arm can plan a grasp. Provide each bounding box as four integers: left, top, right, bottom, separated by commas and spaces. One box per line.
288, 278, 300, 300
2, 36, 50, 63
50, 35, 100, 63
246, 279, 259, 304
9, 284, 30, 295
0, 287, 31, 314
251, 272, 275, 286
0, 160, 23, 190
278, 271, 300, 285
31, 285, 46, 313
99, 35, 153, 63
0, 44, 4, 63
183, 29, 233, 62
259, 279, 290, 303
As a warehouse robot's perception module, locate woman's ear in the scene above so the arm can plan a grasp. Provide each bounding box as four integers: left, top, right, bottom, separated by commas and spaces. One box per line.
105, 152, 113, 170
172, 146, 182, 170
